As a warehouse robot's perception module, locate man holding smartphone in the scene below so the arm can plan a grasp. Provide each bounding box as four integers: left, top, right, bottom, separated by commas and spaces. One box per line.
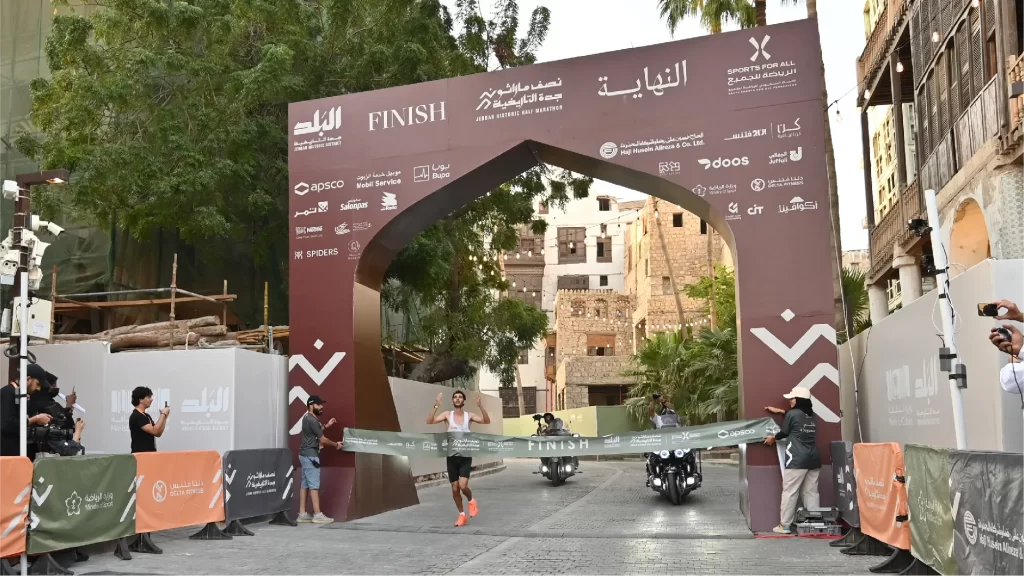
984, 300, 1024, 397
129, 386, 169, 453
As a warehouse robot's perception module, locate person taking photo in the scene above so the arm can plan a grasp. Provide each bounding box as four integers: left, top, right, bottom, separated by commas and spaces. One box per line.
129, 386, 169, 453
987, 300, 1024, 397
1, 363, 55, 459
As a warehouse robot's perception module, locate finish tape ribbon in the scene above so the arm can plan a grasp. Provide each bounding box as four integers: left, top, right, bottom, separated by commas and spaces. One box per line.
343, 417, 778, 458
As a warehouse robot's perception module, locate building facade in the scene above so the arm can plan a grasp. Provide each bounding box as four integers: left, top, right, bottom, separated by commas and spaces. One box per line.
858, 0, 1023, 324
624, 197, 729, 339
551, 290, 635, 410
477, 193, 641, 415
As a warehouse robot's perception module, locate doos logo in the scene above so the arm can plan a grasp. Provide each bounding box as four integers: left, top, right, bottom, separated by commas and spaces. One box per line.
698, 156, 749, 170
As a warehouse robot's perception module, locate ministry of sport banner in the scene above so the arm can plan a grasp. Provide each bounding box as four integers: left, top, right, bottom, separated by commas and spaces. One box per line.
28, 454, 138, 554
343, 417, 777, 458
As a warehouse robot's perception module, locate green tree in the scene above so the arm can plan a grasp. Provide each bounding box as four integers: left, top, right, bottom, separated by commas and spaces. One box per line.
656, 0, 755, 34
838, 266, 871, 343
18, 0, 585, 385
680, 263, 736, 329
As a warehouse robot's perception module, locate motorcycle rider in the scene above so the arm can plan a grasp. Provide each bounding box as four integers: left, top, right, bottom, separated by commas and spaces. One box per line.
541, 413, 579, 471
646, 394, 681, 484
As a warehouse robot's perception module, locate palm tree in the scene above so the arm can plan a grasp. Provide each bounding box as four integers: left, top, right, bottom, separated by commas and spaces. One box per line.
622, 330, 687, 422
682, 326, 739, 421
656, 0, 756, 35
657, 0, 846, 339
838, 266, 871, 343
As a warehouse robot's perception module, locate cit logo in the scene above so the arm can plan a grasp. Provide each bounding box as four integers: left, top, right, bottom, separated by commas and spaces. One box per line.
750, 178, 766, 192
153, 480, 168, 503
335, 223, 349, 235
294, 182, 310, 196
749, 35, 771, 62
381, 192, 397, 211
747, 204, 764, 215
599, 142, 618, 159
692, 185, 706, 197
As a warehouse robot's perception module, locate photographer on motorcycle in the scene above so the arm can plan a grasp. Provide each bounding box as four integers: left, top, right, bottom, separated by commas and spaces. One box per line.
646, 394, 680, 481
541, 413, 579, 472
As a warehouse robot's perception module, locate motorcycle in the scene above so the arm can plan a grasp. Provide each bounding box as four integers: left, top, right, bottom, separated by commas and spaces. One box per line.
531, 414, 580, 486
647, 447, 702, 505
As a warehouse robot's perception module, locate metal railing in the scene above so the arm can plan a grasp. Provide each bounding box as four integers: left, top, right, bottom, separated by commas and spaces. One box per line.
869, 178, 923, 279
856, 0, 912, 96
1009, 51, 1024, 141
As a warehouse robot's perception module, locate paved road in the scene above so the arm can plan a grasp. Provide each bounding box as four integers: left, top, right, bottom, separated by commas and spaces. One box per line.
75, 461, 878, 575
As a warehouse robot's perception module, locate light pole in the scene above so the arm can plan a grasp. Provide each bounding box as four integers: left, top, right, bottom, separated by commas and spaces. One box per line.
1, 169, 67, 576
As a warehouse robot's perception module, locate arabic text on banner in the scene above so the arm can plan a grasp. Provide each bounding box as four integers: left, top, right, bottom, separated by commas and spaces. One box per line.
342, 417, 777, 458
134, 450, 225, 532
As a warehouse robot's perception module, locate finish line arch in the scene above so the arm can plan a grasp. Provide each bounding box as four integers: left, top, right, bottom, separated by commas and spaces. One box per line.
287, 18, 839, 532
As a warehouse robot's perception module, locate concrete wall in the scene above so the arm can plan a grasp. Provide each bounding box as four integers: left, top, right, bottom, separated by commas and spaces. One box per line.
388, 378, 503, 476
838, 259, 1024, 452
0, 345, 288, 454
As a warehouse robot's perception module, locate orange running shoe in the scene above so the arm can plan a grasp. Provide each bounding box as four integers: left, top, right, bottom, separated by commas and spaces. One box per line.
455, 513, 468, 527
467, 499, 479, 518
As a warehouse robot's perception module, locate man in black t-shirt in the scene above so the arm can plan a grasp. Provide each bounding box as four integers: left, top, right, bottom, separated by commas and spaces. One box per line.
128, 386, 169, 453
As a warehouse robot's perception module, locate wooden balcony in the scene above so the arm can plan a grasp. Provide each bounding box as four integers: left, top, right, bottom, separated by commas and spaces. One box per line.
920, 78, 1000, 195
1010, 51, 1024, 142
869, 179, 923, 279
856, 0, 912, 98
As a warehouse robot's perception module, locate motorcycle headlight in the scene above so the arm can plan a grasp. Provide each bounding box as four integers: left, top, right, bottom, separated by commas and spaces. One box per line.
659, 450, 670, 459
572, 433, 580, 437
674, 449, 686, 458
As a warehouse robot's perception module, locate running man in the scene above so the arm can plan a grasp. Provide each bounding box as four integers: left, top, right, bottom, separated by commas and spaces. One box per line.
426, 390, 491, 527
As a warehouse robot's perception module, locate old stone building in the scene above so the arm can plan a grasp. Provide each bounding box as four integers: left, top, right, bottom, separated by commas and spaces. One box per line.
551, 290, 635, 410
624, 197, 729, 339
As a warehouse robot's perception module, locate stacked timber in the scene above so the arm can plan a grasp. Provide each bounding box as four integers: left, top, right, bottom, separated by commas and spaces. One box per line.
0, 316, 244, 351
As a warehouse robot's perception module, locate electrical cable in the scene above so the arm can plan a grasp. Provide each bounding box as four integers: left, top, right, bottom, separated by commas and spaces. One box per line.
828, 174, 864, 442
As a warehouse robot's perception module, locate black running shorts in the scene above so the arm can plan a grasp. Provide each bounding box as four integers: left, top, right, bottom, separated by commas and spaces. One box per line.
446, 455, 472, 481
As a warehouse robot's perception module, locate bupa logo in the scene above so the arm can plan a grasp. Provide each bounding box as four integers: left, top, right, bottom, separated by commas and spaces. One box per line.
294, 182, 310, 196
698, 156, 749, 170
749, 35, 771, 62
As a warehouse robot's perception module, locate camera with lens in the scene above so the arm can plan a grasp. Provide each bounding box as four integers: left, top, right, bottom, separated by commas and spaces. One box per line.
28, 375, 83, 456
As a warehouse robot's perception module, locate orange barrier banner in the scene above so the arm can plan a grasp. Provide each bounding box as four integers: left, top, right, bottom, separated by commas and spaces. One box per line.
134, 450, 224, 533
0, 457, 32, 557
854, 442, 910, 550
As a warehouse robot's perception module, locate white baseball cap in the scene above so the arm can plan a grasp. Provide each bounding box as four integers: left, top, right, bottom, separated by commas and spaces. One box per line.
783, 386, 811, 400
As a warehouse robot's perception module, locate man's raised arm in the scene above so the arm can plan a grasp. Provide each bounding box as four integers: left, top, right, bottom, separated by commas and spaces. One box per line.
427, 392, 447, 425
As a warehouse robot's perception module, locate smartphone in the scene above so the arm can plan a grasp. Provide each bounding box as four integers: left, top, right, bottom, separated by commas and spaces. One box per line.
164, 401, 169, 408
978, 303, 999, 317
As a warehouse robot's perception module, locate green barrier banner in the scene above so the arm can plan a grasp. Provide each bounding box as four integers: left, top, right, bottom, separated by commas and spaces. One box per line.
28, 455, 138, 554
904, 444, 956, 575
343, 417, 777, 458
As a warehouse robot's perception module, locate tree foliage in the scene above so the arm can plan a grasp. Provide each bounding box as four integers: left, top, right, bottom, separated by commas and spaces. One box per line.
838, 266, 871, 343
623, 266, 739, 425
17, 0, 584, 383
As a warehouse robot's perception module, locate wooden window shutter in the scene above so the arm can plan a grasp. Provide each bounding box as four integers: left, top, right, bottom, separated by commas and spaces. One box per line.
937, 52, 949, 137
948, 41, 961, 120
970, 10, 983, 102
957, 24, 972, 108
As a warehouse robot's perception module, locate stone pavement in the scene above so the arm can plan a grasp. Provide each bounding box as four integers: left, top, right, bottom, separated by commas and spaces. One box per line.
74, 461, 879, 575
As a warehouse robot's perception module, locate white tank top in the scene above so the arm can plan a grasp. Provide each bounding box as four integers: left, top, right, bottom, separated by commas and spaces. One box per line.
447, 411, 471, 432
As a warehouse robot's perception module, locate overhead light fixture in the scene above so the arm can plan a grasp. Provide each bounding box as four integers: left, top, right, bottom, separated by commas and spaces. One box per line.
569, 241, 574, 249
863, 89, 871, 99
971, 0, 979, 6
515, 252, 520, 259
931, 31, 939, 42
896, 61, 904, 73
834, 108, 842, 122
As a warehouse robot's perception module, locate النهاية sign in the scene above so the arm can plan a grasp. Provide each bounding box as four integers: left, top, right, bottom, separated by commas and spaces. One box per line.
343, 417, 776, 458
28, 454, 137, 554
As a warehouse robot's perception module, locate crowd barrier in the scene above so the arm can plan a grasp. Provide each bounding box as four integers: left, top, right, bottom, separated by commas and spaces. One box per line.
0, 448, 295, 574
825, 442, 1023, 576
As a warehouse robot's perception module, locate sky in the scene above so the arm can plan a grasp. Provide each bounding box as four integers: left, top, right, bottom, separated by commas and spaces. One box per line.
442, 0, 870, 250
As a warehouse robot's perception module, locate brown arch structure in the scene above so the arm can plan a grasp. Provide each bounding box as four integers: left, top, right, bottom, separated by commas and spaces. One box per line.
287, 19, 840, 532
